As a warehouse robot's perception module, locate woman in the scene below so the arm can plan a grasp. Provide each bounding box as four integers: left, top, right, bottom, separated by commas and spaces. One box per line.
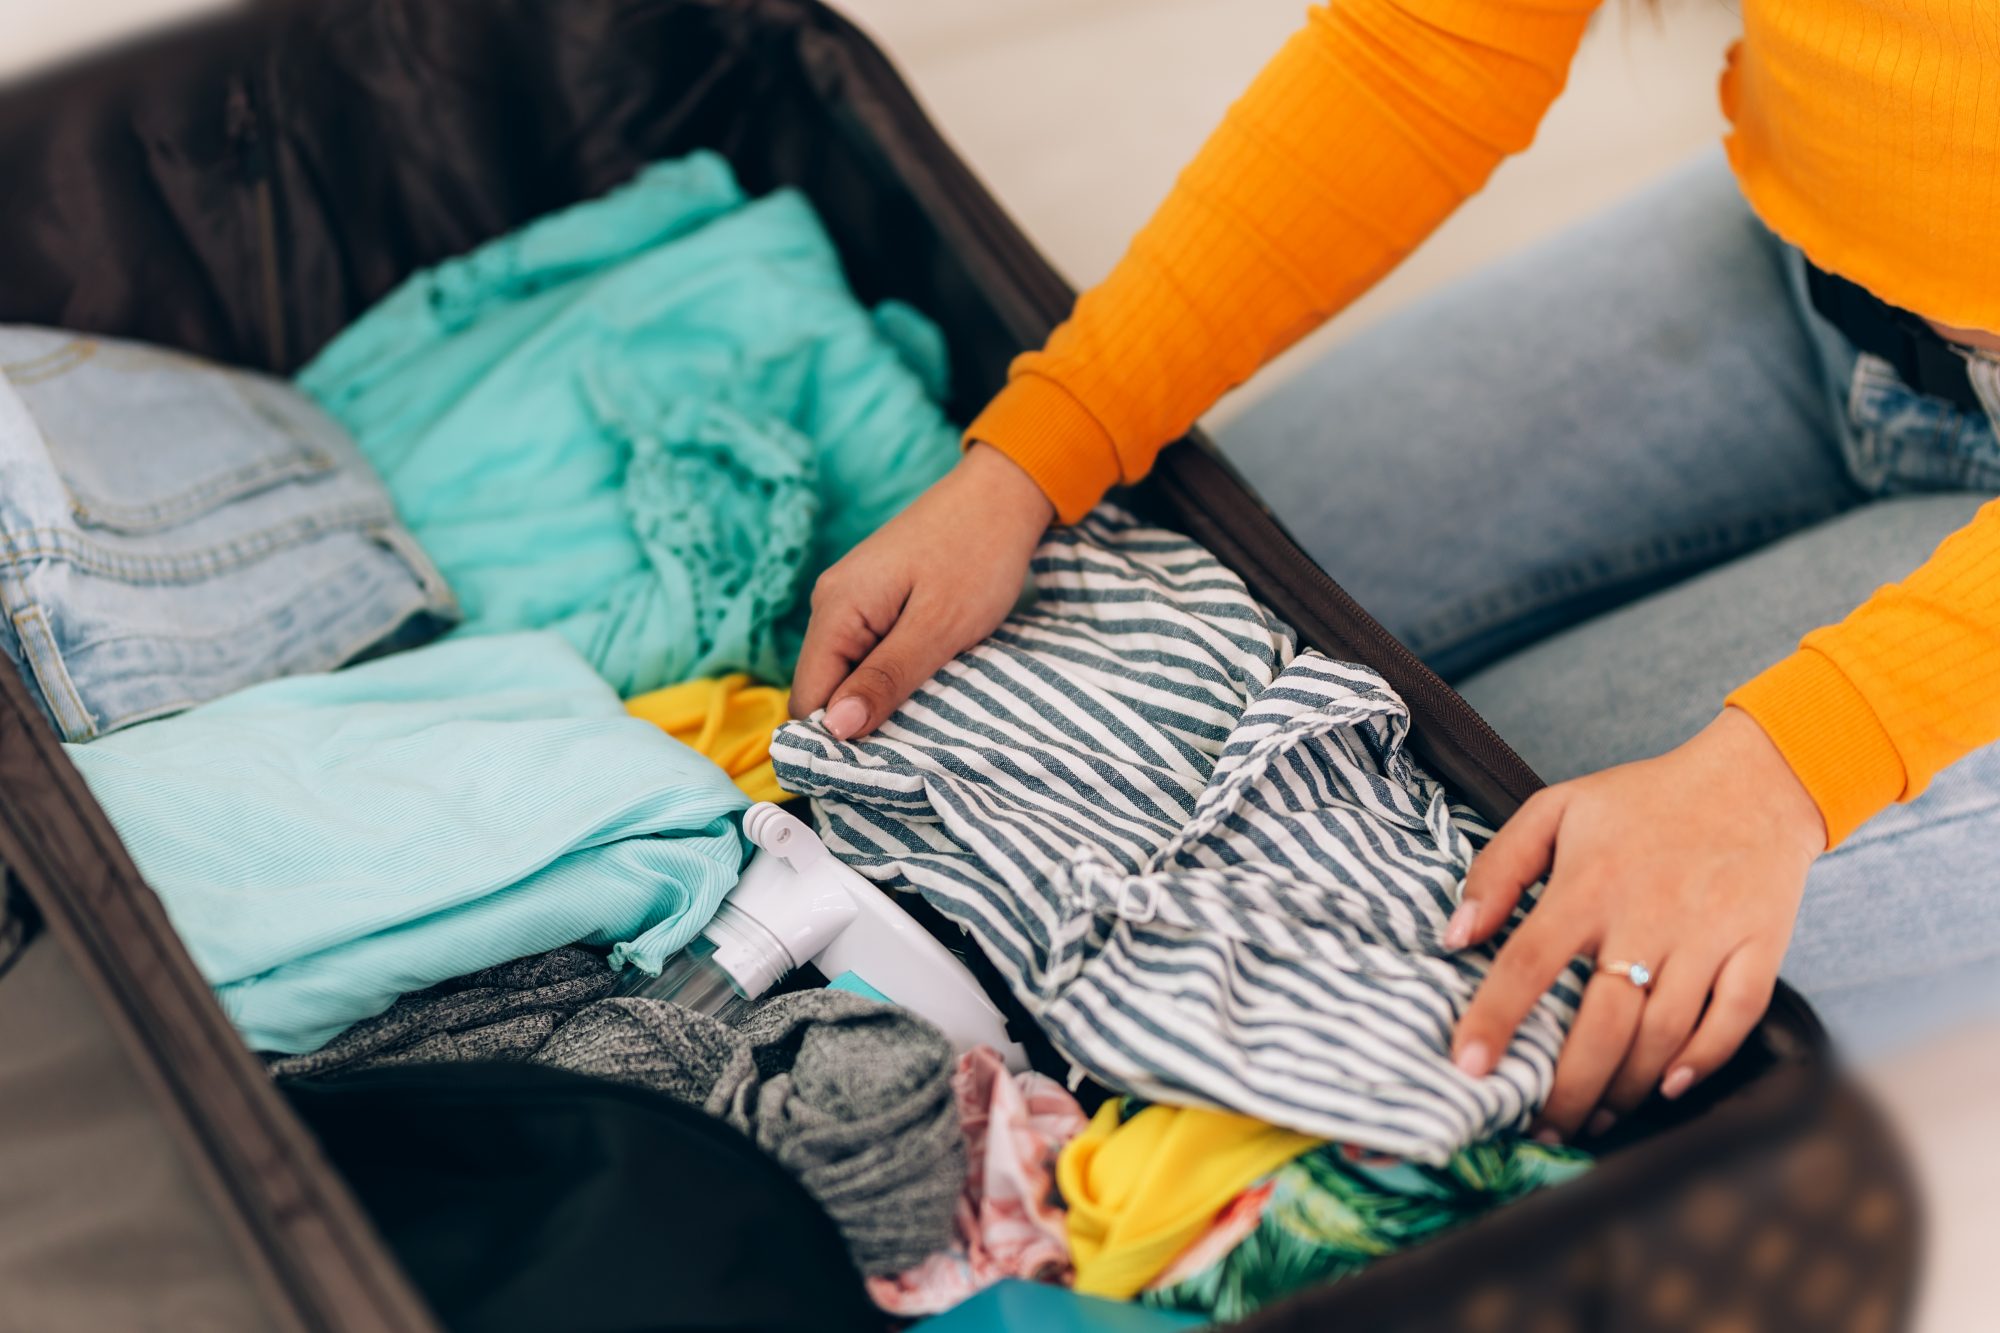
790, 0, 2000, 1142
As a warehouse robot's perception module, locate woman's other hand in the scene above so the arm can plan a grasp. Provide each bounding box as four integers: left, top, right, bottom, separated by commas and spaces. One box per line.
788, 443, 1055, 739
1446, 707, 1827, 1139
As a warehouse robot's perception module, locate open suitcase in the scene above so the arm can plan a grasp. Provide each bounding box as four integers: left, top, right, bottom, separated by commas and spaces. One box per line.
0, 1, 1922, 1329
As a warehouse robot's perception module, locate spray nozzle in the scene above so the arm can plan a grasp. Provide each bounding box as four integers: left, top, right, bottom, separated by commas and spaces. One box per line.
741, 802, 829, 873
635, 803, 1029, 1070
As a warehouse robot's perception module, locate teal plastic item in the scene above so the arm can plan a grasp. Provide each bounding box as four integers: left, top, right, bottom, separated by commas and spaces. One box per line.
912, 1283, 1209, 1333
298, 153, 960, 696
824, 970, 893, 1004
65, 632, 749, 1053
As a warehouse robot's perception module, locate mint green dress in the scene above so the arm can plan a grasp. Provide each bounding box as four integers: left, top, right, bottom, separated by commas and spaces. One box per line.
299, 153, 960, 696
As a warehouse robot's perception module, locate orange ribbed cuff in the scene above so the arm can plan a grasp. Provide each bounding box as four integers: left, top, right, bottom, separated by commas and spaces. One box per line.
1726, 647, 1908, 849
965, 373, 1123, 525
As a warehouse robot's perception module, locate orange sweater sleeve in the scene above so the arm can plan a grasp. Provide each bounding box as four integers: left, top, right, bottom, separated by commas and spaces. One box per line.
967, 0, 1602, 523
1728, 498, 2000, 847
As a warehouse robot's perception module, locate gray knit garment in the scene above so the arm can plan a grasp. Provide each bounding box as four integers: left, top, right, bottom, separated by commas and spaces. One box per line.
268, 949, 963, 1274
266, 947, 619, 1076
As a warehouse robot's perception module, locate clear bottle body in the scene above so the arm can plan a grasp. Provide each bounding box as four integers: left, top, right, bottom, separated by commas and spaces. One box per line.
616, 935, 753, 1023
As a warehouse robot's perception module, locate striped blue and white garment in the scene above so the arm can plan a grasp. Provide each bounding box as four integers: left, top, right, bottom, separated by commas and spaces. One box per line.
770, 508, 1586, 1163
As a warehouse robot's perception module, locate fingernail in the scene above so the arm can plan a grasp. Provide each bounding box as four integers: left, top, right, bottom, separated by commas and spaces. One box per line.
1533, 1127, 1563, 1146
1586, 1109, 1617, 1138
1453, 1040, 1491, 1078
1660, 1066, 1696, 1100
823, 697, 868, 741
1442, 903, 1477, 950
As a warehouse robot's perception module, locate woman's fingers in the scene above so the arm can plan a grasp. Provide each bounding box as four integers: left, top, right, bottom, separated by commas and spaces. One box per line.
1449, 788, 1569, 950
790, 444, 1055, 731
1659, 944, 1778, 1100
819, 590, 959, 740
1452, 897, 1590, 1079
1597, 952, 1715, 1119
788, 569, 907, 721
1535, 951, 1648, 1139
1439, 719, 1819, 1138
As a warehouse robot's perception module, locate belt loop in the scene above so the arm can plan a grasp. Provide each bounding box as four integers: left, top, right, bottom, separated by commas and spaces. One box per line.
12, 604, 97, 741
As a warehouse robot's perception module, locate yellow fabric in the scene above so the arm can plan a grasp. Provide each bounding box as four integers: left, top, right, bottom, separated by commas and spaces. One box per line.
1057, 1102, 1322, 1299
967, 0, 2000, 847
626, 674, 790, 803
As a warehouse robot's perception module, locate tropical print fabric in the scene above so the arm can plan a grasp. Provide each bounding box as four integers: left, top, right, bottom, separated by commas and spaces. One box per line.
1139, 1135, 1592, 1321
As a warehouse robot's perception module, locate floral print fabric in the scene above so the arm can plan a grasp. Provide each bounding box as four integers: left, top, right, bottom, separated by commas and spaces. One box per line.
868, 1047, 1089, 1316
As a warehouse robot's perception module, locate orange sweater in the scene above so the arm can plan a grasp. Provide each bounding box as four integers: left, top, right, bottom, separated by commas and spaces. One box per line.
967, 0, 2000, 847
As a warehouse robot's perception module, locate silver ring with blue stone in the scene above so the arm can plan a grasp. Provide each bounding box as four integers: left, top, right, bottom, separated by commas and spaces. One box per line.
1597, 958, 1653, 990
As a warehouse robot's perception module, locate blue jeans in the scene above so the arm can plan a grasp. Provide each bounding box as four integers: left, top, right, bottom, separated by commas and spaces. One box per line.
0, 329, 457, 741
1221, 150, 2000, 1058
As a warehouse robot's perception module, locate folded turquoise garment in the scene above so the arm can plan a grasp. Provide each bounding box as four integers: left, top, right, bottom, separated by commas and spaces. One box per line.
65, 632, 749, 1053
297, 152, 960, 696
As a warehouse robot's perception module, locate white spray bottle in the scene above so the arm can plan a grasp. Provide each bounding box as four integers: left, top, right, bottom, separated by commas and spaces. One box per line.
619, 802, 1028, 1071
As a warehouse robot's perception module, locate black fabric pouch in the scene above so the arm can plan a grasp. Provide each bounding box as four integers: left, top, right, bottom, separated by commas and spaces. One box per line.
283, 1064, 879, 1333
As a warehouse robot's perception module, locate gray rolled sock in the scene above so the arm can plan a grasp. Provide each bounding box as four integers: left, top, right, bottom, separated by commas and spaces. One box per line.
533, 989, 963, 1275
529, 997, 756, 1108
722, 991, 963, 1275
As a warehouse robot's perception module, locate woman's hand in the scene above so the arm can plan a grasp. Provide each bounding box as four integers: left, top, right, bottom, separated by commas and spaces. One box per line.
789, 443, 1055, 739
1447, 707, 1827, 1140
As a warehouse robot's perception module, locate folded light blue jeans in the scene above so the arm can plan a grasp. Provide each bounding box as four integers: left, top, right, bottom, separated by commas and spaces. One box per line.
1221, 150, 2000, 1058
0, 329, 456, 742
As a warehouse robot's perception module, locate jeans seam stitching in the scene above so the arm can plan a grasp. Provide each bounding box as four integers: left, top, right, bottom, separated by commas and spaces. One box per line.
1, 337, 99, 383
12, 604, 97, 741
0, 499, 404, 584
39, 546, 432, 658
64, 447, 335, 533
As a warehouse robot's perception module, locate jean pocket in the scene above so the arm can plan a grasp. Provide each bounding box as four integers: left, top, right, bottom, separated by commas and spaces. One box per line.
1843, 351, 2000, 496
1, 332, 340, 535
